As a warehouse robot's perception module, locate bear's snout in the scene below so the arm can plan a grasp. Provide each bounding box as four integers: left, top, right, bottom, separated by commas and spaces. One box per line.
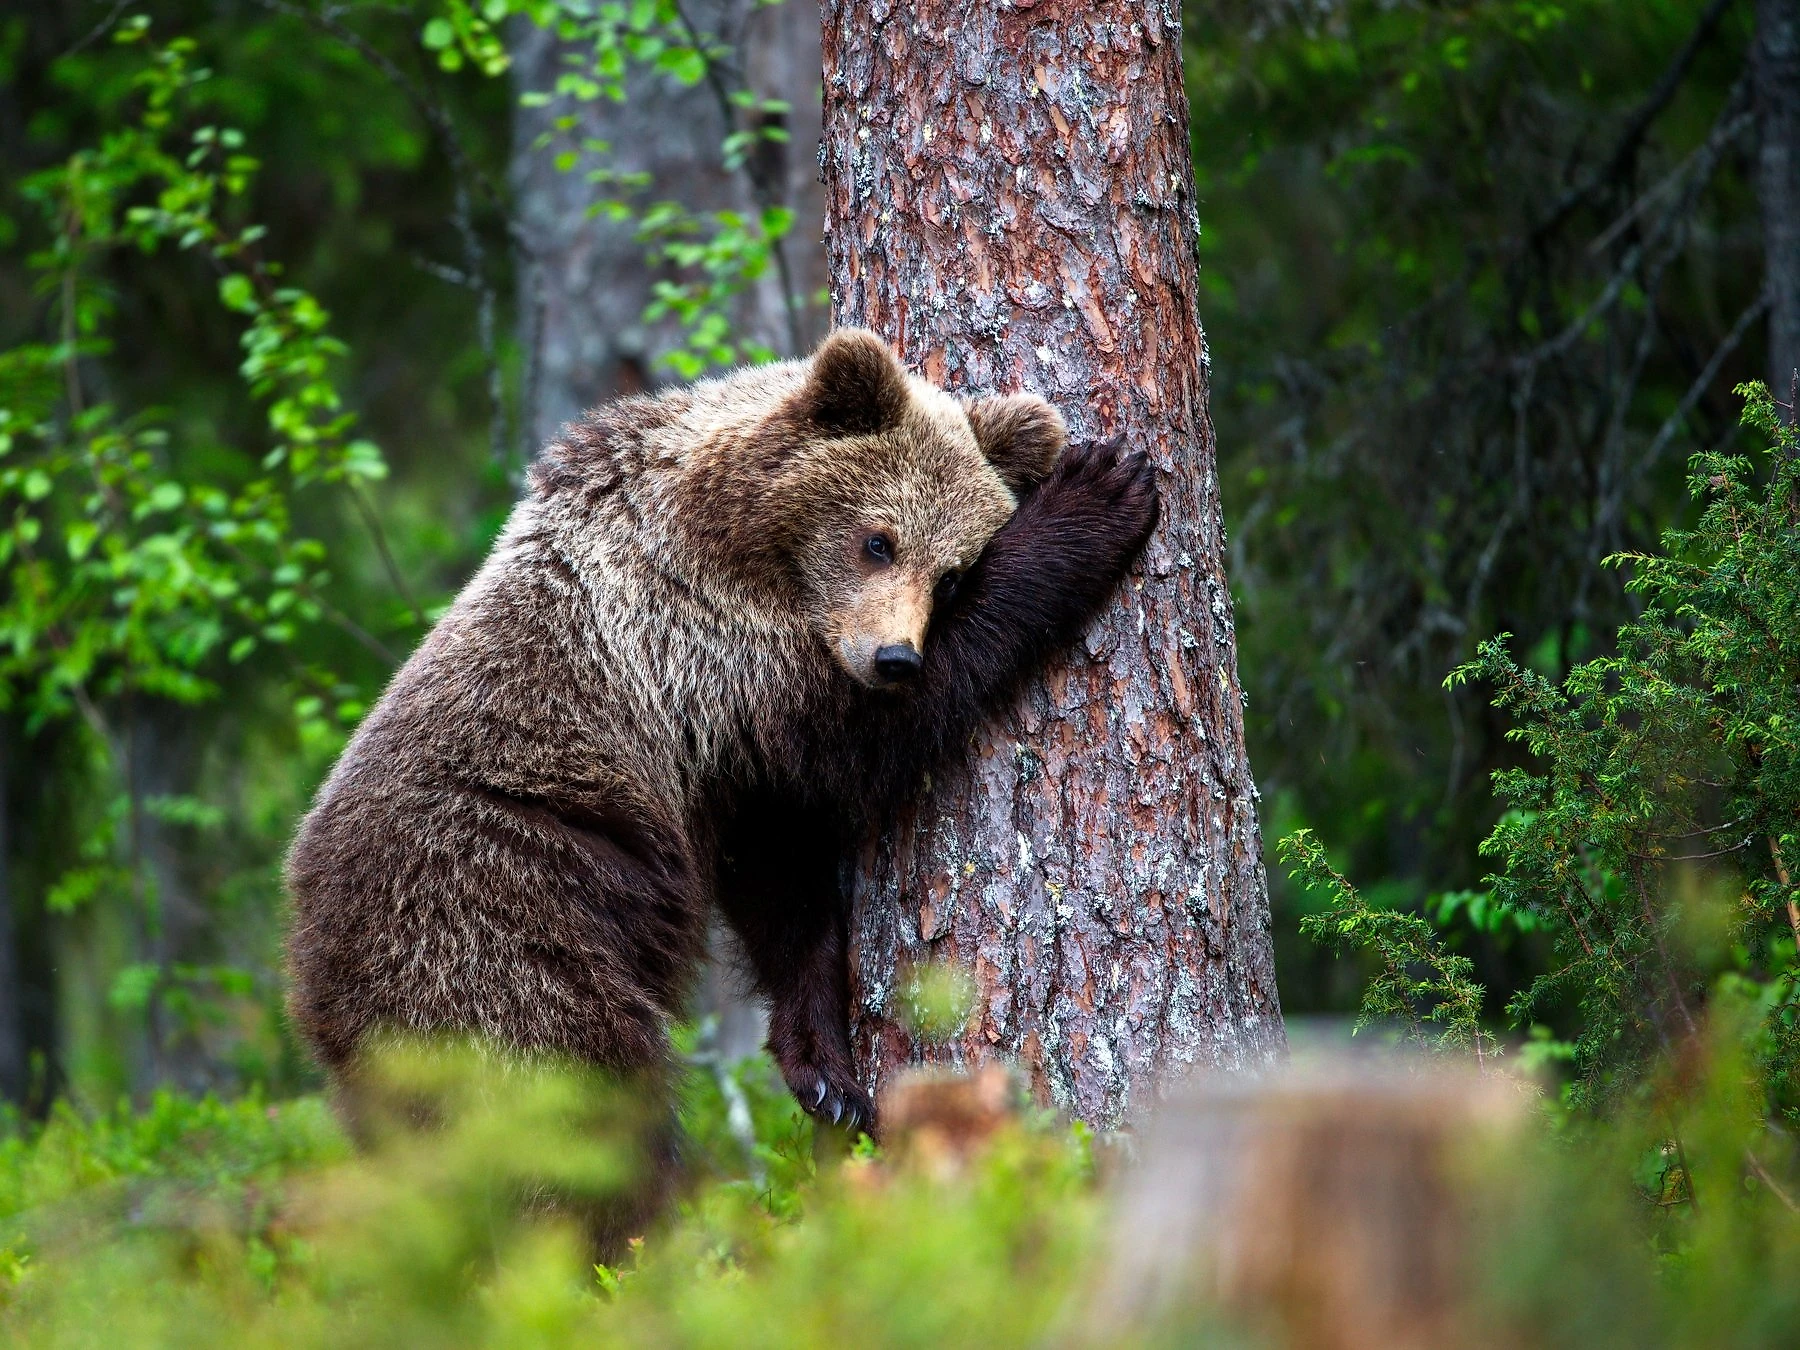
873, 643, 923, 685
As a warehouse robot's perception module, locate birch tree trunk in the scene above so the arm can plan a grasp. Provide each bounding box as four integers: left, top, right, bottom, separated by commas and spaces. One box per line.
822, 0, 1286, 1127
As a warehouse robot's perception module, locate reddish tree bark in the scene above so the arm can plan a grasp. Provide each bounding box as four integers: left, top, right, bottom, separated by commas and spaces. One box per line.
821, 1, 1286, 1127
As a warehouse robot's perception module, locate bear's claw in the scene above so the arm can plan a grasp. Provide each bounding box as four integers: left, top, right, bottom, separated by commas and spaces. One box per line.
1031, 435, 1161, 555
786, 1067, 875, 1137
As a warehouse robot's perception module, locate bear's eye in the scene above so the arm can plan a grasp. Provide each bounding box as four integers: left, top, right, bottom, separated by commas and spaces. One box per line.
863, 534, 895, 565
934, 570, 962, 604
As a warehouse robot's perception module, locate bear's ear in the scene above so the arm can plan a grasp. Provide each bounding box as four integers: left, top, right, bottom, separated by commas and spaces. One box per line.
963, 393, 1067, 493
797, 328, 911, 436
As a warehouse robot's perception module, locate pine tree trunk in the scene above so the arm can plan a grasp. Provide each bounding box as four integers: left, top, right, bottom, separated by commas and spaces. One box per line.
1757, 0, 1800, 403
822, 1, 1286, 1127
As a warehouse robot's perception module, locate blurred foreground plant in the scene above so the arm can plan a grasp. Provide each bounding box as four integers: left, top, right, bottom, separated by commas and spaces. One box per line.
0, 1039, 1103, 1349
1, 1035, 1796, 1349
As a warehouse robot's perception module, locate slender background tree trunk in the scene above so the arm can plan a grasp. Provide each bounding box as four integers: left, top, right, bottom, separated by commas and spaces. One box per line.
1757, 0, 1800, 405
511, 0, 829, 449
0, 734, 21, 1104
822, 1, 1286, 1126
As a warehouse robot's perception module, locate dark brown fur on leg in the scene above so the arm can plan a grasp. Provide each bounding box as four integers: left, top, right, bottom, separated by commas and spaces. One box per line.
713, 789, 872, 1136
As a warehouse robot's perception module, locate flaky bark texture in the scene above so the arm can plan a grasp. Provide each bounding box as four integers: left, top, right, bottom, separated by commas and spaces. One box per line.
822, 2, 1285, 1126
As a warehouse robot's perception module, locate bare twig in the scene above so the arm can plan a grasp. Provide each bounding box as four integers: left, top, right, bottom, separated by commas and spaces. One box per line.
1533, 0, 1740, 243
1588, 108, 1755, 256
1627, 835, 1756, 863
212, 534, 398, 666
1745, 1147, 1800, 1213
520, 263, 547, 459
1772, 836, 1799, 950
62, 0, 133, 57
347, 482, 426, 630
1647, 814, 1753, 840
1633, 286, 1772, 475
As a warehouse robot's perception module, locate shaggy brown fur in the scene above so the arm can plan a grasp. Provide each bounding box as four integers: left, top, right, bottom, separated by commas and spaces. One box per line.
285, 329, 1157, 1164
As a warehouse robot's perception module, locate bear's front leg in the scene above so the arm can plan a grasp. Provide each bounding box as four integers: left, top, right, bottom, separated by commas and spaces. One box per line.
713, 791, 875, 1136
901, 435, 1160, 754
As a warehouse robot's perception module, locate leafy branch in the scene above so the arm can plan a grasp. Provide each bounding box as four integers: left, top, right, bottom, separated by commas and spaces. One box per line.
1279, 828, 1497, 1065
0, 18, 418, 1051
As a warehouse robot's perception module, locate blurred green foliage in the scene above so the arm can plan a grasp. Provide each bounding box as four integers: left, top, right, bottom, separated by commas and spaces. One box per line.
1, 1036, 1797, 1348
3, 1, 1797, 1341
0, 1043, 1106, 1348
1188, 0, 1767, 1019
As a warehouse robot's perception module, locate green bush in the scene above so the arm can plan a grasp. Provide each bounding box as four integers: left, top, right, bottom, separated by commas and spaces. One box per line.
2, 1035, 1797, 1349
1291, 385, 1800, 1112
0, 1044, 1103, 1349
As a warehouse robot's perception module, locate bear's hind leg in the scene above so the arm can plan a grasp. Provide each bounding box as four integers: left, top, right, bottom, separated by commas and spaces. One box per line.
713, 792, 873, 1136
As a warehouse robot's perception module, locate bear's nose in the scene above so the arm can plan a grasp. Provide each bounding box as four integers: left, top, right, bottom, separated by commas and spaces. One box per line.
873, 643, 923, 684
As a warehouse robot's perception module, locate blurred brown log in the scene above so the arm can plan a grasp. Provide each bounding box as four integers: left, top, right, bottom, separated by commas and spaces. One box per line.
1088, 1059, 1526, 1350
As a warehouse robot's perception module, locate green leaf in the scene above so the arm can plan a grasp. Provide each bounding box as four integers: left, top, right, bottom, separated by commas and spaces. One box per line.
108, 963, 163, 1013
660, 47, 706, 85
46, 866, 114, 914
342, 440, 388, 480
65, 520, 100, 560
218, 273, 257, 313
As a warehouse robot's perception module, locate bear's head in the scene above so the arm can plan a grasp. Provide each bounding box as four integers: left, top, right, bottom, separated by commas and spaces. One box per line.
770, 329, 1067, 689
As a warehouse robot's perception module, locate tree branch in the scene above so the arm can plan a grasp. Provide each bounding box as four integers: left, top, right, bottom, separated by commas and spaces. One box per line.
1532, 0, 1741, 243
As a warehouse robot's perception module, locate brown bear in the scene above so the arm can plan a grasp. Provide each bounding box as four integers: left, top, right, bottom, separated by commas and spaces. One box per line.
284, 328, 1157, 1155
